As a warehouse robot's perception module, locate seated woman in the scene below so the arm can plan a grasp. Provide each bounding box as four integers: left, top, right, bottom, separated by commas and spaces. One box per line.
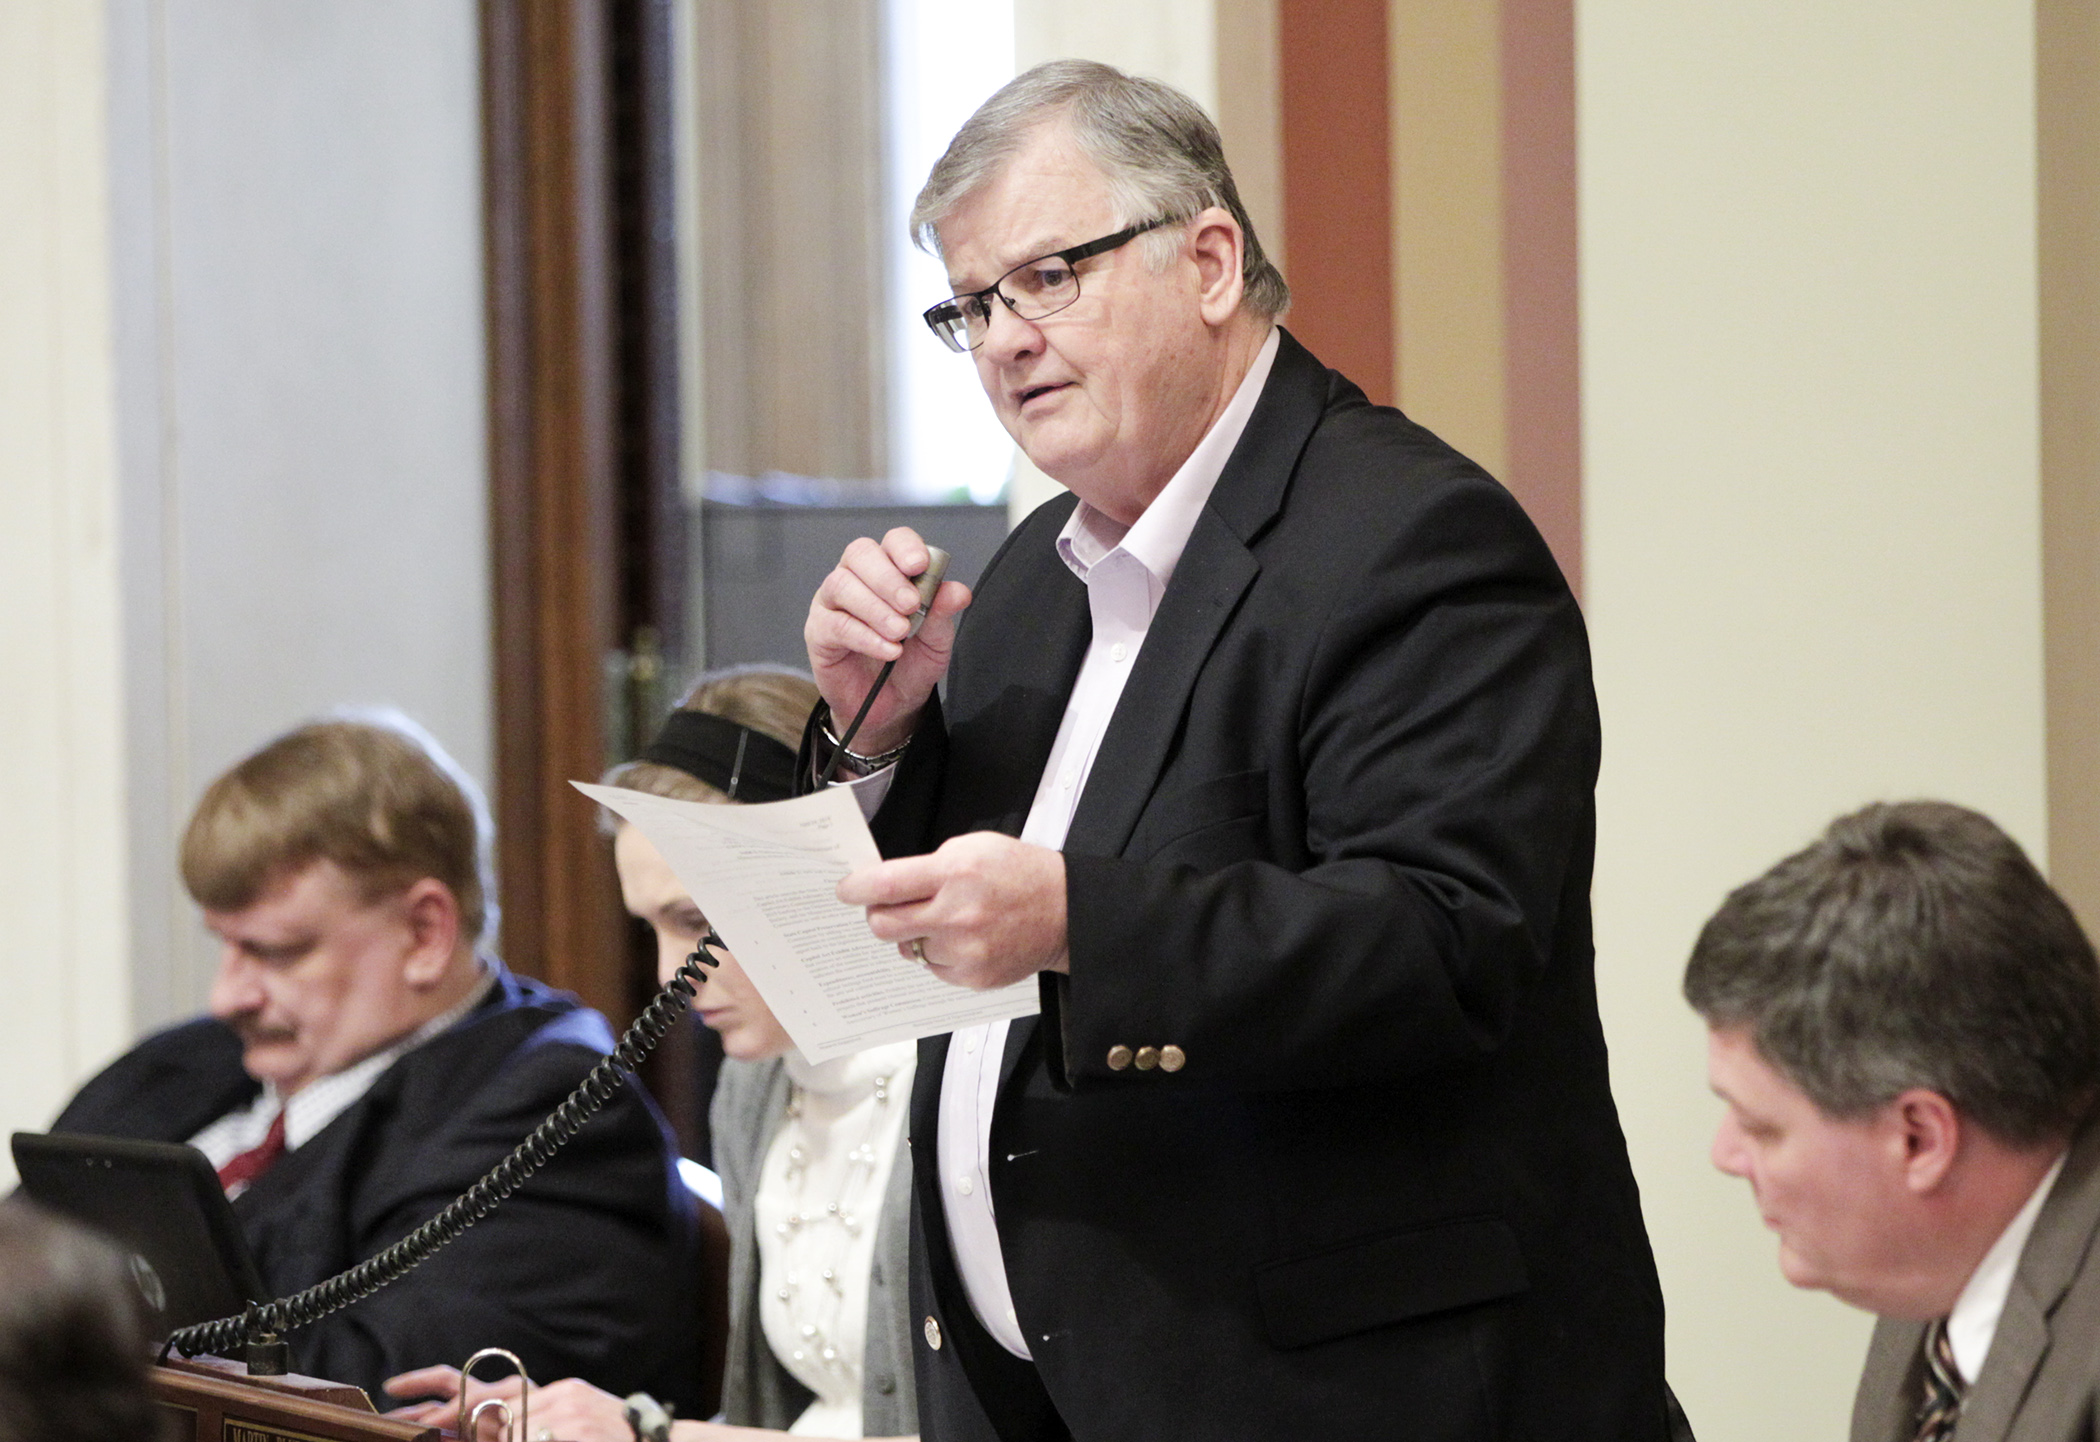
387, 666, 916, 1441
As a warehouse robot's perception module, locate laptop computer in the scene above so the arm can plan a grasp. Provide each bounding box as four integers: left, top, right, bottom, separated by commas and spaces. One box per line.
11, 1130, 269, 1338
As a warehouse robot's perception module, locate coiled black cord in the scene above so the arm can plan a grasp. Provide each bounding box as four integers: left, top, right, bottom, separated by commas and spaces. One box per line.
165, 938, 723, 1360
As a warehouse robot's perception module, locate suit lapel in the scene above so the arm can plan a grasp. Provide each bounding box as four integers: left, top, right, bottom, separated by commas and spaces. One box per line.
943, 505, 1091, 842
998, 1013, 1036, 1091
1062, 328, 1332, 860
1853, 1318, 1928, 1442
1953, 1110, 2100, 1440
1062, 509, 1257, 860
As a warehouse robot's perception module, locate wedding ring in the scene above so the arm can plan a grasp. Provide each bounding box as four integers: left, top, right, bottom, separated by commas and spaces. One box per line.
534, 1431, 553, 1441
908, 938, 929, 965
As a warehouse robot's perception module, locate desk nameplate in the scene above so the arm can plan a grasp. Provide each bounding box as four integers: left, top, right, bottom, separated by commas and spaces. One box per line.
225, 1422, 340, 1442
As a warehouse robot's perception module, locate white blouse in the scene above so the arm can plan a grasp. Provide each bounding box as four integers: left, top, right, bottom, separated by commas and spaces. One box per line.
754, 1041, 916, 1437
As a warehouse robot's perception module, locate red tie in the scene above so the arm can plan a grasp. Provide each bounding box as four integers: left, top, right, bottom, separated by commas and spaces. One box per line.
216, 1110, 287, 1194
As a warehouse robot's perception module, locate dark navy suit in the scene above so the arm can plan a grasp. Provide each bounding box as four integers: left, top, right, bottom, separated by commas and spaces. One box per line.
53, 965, 702, 1410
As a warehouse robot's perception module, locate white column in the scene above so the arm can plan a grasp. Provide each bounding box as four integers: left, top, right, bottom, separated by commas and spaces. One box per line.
0, 0, 133, 1186
1580, 3, 2044, 1437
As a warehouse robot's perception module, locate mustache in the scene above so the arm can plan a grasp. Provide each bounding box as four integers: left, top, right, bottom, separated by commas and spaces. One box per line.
230, 1018, 297, 1046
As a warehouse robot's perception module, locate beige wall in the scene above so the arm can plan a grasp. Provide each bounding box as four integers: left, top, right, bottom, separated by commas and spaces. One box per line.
0, 1, 134, 1184
2040, 0, 2100, 944
1580, 3, 2046, 1437
2, 1, 491, 1186
107, 0, 491, 1034
1389, 0, 1507, 481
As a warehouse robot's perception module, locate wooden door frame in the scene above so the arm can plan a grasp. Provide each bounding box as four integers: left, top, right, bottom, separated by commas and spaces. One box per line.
480, 0, 681, 1028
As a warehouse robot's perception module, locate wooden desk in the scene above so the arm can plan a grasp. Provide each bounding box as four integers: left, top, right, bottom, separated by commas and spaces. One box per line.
152, 1356, 441, 1441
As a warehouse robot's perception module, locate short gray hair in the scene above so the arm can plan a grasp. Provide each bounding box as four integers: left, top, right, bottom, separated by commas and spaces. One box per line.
911, 59, 1289, 318
1684, 800, 2100, 1146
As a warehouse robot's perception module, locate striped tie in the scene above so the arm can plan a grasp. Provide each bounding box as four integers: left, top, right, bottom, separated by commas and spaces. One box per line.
1914, 1317, 1963, 1442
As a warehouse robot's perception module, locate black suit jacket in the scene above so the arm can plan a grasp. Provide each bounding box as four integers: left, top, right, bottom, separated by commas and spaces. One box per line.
877, 330, 1667, 1440
52, 966, 702, 1410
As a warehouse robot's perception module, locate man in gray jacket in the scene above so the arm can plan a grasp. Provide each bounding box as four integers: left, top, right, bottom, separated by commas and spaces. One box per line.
1687, 800, 2100, 1442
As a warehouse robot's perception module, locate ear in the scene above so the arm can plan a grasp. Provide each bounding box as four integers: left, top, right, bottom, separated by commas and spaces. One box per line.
1188, 205, 1247, 326
1889, 1088, 1963, 1194
397, 877, 464, 988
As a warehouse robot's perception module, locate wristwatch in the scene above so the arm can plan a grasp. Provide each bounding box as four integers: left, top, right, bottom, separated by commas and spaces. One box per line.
623, 1392, 674, 1442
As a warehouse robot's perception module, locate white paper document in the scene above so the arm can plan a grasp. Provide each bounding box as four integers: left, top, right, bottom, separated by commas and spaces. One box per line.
575, 782, 1039, 1062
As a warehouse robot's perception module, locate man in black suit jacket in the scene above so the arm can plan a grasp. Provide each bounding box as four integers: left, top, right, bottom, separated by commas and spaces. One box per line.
48, 715, 698, 1409
808, 60, 1668, 1442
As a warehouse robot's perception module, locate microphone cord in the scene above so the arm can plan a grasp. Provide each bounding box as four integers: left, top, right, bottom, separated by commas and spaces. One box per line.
165, 937, 725, 1361
818, 659, 895, 785
819, 544, 945, 784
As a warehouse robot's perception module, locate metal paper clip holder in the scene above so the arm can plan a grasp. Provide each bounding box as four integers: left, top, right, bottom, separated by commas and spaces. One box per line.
456, 1347, 532, 1441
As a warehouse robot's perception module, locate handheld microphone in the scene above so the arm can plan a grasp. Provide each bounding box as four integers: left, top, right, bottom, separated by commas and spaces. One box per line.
905, 546, 951, 638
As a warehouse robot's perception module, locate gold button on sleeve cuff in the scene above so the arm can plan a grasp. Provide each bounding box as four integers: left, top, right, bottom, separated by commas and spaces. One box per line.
1159, 1044, 1186, 1072
923, 1316, 943, 1350
1107, 1044, 1133, 1071
1135, 1046, 1160, 1071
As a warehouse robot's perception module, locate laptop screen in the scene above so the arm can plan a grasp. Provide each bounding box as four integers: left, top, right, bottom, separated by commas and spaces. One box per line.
11, 1131, 268, 1338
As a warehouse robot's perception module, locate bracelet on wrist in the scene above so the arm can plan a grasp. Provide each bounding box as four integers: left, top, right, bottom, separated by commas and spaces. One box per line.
820, 719, 910, 775
623, 1391, 674, 1442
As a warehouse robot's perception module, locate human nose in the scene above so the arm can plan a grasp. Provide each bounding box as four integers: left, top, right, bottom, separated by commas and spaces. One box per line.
977, 289, 1042, 364
208, 946, 264, 1020
1710, 1115, 1751, 1179
652, 925, 691, 988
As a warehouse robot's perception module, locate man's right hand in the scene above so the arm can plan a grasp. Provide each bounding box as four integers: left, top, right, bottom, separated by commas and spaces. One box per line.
805, 527, 971, 759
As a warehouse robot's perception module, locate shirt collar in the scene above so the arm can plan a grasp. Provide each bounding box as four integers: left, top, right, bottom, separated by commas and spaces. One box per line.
1055, 325, 1281, 590
1945, 1148, 2068, 1383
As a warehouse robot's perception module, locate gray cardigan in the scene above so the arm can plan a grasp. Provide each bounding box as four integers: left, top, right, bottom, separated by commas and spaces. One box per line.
710, 1056, 916, 1436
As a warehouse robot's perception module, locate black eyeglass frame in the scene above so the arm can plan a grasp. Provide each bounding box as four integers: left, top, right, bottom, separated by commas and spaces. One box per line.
920, 216, 1176, 353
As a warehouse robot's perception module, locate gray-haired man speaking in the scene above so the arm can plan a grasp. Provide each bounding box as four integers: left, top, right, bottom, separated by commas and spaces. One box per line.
810, 60, 1669, 1440
1689, 801, 2100, 1442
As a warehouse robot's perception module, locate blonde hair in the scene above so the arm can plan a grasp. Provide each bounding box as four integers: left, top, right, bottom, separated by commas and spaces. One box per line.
601, 664, 820, 813
180, 711, 495, 946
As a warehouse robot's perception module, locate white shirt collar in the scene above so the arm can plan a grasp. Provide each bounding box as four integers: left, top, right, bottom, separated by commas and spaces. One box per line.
1945, 1149, 2068, 1383
1054, 326, 1281, 591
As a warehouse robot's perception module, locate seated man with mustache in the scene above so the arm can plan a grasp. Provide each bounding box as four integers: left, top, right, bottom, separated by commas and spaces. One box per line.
47, 712, 701, 1411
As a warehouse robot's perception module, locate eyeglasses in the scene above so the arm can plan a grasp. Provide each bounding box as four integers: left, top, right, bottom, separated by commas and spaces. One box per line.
920, 217, 1174, 353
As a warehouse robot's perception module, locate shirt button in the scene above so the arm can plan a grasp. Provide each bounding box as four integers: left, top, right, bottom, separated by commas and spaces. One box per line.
963, 1033, 978, 1053
1110, 642, 1128, 663
955, 1173, 975, 1197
